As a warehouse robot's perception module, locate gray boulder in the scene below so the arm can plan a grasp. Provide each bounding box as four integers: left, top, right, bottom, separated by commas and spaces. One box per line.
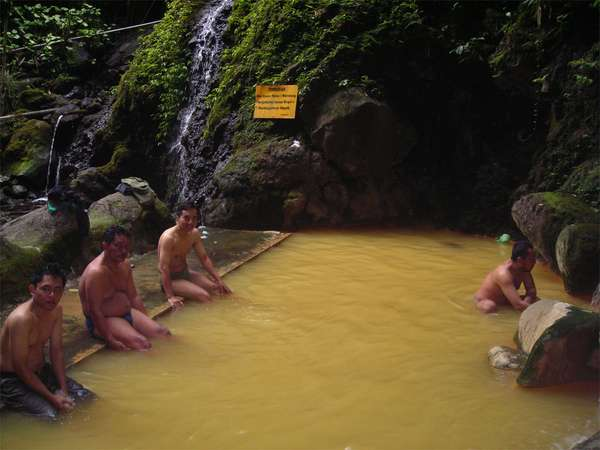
516, 300, 599, 387
311, 88, 417, 179
88, 188, 171, 254
511, 192, 599, 271
0, 206, 82, 300
555, 223, 600, 294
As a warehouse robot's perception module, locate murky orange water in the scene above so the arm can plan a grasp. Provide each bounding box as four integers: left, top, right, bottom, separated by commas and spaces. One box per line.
1, 229, 597, 450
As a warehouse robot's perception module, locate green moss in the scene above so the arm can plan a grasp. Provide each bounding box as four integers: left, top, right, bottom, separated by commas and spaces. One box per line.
205, 0, 423, 140
560, 159, 600, 208
0, 238, 42, 301
2, 119, 51, 180
97, 143, 131, 179
18, 88, 54, 110
542, 192, 599, 223
112, 0, 206, 143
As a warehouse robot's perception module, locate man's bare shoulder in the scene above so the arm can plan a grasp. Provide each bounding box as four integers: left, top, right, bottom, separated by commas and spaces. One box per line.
159, 226, 178, 243
6, 303, 33, 329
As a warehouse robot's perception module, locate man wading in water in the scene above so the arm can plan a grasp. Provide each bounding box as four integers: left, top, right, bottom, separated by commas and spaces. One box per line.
474, 240, 540, 313
158, 202, 231, 308
79, 225, 171, 350
0, 264, 93, 419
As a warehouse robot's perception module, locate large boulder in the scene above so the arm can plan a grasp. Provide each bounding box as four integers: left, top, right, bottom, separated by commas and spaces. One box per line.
0, 236, 43, 301
515, 300, 599, 387
0, 206, 82, 301
311, 88, 417, 180
511, 192, 600, 270
555, 224, 600, 294
87, 184, 171, 254
1, 119, 51, 187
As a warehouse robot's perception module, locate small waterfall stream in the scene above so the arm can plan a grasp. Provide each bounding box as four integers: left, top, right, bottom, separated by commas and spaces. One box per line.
168, 0, 233, 202
45, 114, 64, 194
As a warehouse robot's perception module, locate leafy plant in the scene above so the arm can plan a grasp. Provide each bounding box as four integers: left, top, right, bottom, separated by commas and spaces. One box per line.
5, 3, 108, 76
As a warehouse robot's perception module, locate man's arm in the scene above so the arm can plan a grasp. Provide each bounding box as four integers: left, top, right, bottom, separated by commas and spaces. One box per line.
521, 272, 539, 304
157, 235, 185, 307
497, 272, 530, 311
9, 316, 72, 411
192, 234, 232, 294
84, 270, 127, 350
125, 263, 147, 315
48, 306, 68, 394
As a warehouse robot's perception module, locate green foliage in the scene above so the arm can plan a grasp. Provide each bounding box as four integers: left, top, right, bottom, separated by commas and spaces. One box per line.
205, 0, 423, 142
6, 3, 108, 76
116, 0, 204, 142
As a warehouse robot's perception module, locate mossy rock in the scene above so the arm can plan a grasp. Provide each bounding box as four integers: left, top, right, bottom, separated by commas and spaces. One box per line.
50, 75, 80, 95
18, 88, 55, 110
560, 159, 600, 209
0, 236, 42, 302
2, 119, 51, 186
0, 208, 82, 302
511, 192, 600, 271
88, 190, 171, 255
555, 223, 600, 294
516, 300, 599, 387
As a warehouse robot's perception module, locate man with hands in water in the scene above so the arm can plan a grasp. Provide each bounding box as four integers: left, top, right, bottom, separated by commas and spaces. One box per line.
79, 225, 171, 350
158, 202, 231, 308
0, 264, 93, 419
474, 240, 540, 313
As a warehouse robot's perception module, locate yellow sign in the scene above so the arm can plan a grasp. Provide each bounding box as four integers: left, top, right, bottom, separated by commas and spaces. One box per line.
254, 85, 298, 119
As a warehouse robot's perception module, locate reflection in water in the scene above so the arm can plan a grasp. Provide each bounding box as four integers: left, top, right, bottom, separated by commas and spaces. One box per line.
1, 230, 596, 450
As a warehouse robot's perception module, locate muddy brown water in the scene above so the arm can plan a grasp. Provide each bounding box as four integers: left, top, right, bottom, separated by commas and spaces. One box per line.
0, 229, 596, 450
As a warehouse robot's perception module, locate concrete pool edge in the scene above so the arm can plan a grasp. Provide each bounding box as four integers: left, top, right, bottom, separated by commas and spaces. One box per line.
65, 230, 292, 368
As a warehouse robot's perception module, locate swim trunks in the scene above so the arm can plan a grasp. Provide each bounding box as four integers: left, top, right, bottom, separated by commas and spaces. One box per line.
0, 363, 94, 420
85, 311, 133, 338
160, 268, 191, 292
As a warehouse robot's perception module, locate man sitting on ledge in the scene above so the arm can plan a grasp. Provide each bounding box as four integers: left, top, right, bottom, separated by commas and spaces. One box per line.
158, 201, 231, 308
474, 240, 540, 313
0, 264, 94, 419
79, 225, 170, 350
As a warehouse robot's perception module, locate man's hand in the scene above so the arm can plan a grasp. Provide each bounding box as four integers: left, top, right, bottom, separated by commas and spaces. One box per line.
52, 392, 75, 412
168, 296, 185, 309
216, 281, 232, 295
107, 337, 128, 351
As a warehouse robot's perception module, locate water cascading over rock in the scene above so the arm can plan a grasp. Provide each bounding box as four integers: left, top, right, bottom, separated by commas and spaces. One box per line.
167, 0, 233, 204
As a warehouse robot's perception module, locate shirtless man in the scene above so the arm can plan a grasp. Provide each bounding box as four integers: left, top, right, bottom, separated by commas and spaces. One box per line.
474, 240, 540, 313
158, 202, 231, 307
79, 225, 170, 350
0, 264, 93, 419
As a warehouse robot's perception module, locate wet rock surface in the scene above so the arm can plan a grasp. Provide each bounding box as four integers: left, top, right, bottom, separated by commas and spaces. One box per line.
516, 300, 599, 387
511, 192, 599, 270
555, 223, 600, 294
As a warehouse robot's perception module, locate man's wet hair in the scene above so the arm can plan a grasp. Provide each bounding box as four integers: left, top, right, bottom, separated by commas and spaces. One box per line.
175, 201, 198, 217
511, 240, 533, 261
102, 224, 131, 244
30, 263, 66, 287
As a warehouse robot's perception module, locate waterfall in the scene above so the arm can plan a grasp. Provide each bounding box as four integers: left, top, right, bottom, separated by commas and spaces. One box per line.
64, 98, 113, 169
168, 0, 233, 203
45, 114, 64, 194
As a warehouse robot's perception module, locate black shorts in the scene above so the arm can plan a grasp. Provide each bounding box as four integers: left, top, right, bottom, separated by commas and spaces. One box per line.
0, 363, 94, 420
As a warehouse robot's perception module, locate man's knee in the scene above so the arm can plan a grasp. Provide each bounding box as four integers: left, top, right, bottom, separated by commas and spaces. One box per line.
191, 290, 211, 302
477, 299, 497, 314
126, 335, 151, 350
155, 323, 171, 337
